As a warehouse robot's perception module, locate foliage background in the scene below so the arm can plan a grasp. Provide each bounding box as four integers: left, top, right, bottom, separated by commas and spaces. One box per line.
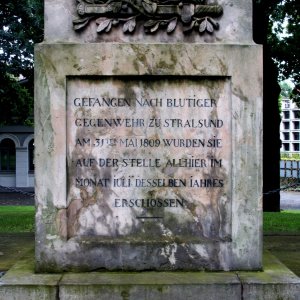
0, 1, 299, 124
266, 0, 300, 104
0, 0, 43, 125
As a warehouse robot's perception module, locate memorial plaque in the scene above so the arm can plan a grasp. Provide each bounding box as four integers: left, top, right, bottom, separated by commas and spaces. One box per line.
66, 77, 231, 241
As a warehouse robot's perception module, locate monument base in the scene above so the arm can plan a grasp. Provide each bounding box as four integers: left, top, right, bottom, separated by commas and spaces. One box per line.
0, 251, 299, 300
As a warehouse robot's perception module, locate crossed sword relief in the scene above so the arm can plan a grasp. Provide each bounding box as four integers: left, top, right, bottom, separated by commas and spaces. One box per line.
73, 0, 223, 34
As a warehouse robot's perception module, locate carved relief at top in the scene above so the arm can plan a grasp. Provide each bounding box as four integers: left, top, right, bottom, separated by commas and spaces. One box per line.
73, 0, 223, 35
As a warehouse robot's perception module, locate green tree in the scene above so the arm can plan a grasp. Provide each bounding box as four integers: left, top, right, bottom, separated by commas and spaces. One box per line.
279, 80, 293, 98
268, 0, 299, 81
0, 0, 43, 125
290, 84, 300, 106
279, 81, 293, 113
267, 0, 300, 105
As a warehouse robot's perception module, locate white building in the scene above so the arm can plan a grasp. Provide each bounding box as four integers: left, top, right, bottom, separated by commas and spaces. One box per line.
0, 126, 34, 187
280, 98, 300, 155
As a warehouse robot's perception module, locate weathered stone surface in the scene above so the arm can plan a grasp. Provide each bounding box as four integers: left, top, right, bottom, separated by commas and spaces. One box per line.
0, 251, 61, 300
44, 0, 253, 44
59, 272, 241, 300
1, 252, 299, 299
238, 252, 300, 300
66, 77, 232, 241
35, 43, 262, 272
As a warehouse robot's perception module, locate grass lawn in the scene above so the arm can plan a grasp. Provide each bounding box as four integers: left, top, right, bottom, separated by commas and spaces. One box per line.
263, 210, 300, 233
0, 206, 35, 233
0, 206, 299, 234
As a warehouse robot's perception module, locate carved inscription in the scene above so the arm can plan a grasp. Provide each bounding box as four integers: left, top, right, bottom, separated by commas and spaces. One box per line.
66, 77, 232, 241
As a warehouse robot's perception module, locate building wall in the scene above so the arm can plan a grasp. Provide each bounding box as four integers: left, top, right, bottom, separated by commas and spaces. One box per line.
280, 98, 300, 154
0, 127, 34, 188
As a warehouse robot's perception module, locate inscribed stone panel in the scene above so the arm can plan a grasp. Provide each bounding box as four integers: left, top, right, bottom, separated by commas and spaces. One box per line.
66, 77, 232, 242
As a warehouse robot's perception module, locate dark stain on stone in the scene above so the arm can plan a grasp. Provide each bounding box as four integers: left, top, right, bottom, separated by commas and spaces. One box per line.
233, 86, 249, 102
73, 63, 83, 71
121, 289, 130, 300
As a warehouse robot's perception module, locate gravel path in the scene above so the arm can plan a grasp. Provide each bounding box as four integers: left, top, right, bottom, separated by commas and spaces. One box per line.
280, 191, 300, 209
0, 188, 34, 206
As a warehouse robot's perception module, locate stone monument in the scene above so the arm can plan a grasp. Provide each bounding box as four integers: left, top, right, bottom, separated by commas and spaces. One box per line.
1, 1, 300, 299
34, 0, 262, 272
